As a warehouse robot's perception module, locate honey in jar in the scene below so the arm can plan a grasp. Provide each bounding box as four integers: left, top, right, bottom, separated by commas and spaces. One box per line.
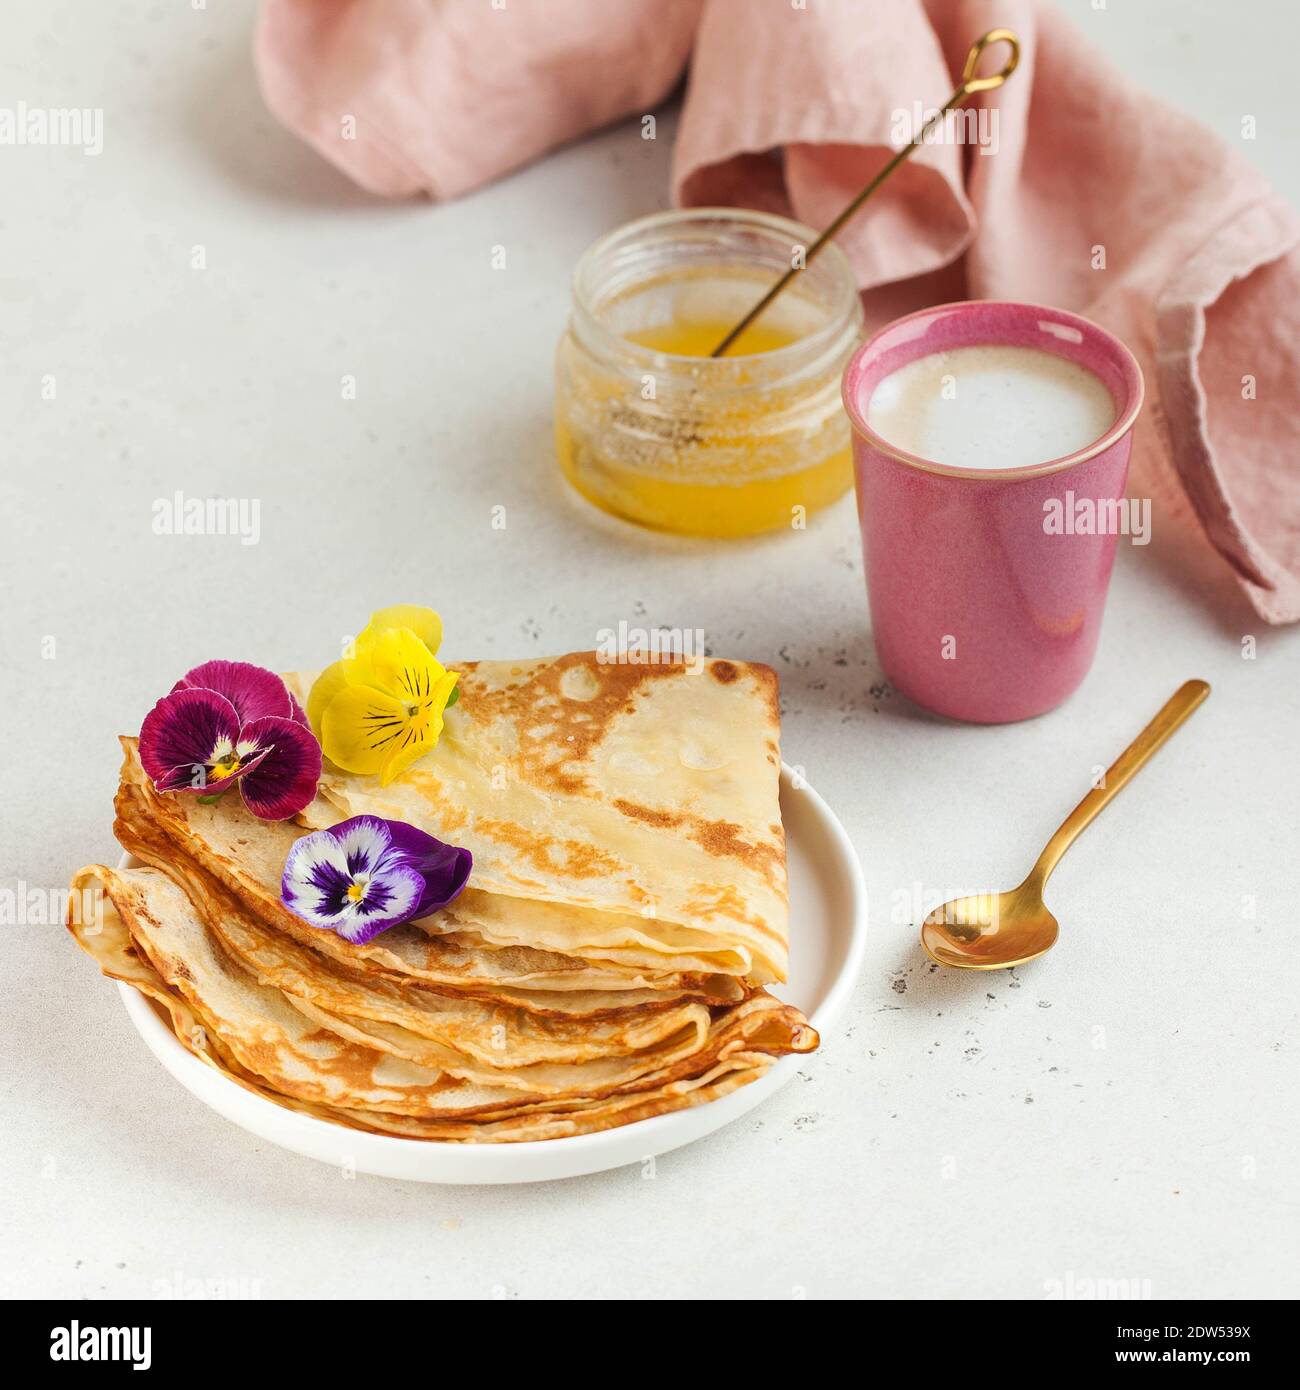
555, 210, 864, 537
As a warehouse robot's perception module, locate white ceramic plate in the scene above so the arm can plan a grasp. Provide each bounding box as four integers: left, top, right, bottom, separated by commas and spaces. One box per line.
116, 764, 866, 1184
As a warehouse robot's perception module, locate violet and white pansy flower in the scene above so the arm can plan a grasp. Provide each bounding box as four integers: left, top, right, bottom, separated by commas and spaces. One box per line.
280, 815, 472, 944
139, 660, 322, 821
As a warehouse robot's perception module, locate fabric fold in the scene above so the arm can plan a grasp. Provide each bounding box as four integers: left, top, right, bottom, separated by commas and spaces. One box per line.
254, 0, 1300, 620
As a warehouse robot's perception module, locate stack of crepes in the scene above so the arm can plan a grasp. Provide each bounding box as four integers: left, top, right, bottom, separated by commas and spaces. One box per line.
68, 652, 817, 1142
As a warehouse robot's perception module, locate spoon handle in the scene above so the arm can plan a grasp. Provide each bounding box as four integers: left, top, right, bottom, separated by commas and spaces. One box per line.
1028, 679, 1210, 886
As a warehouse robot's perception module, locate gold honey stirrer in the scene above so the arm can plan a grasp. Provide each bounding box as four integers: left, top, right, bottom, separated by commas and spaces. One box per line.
709, 27, 1021, 358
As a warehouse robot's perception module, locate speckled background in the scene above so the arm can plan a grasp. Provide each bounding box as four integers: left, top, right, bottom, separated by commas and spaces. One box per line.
3, 0, 1297, 1299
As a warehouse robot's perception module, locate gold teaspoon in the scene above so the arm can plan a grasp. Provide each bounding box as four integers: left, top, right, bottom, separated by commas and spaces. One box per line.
921, 680, 1211, 970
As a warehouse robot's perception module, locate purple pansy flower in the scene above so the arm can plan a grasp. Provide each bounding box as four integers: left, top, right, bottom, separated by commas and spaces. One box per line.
139, 660, 321, 821
172, 659, 312, 731
280, 815, 472, 944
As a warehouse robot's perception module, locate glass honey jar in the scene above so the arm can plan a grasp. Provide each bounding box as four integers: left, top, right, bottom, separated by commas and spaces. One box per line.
555, 209, 864, 537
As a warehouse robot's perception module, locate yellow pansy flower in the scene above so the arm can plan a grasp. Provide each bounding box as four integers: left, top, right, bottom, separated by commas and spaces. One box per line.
308, 606, 460, 786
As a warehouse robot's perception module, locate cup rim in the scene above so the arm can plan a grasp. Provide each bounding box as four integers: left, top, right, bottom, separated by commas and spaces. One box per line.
840, 299, 1145, 481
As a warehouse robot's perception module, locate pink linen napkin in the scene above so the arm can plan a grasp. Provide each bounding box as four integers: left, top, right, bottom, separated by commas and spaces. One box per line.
256, 0, 1300, 623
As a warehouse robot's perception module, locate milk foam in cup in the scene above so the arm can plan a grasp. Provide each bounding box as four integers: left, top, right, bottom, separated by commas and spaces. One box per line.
865, 344, 1116, 471
840, 301, 1145, 723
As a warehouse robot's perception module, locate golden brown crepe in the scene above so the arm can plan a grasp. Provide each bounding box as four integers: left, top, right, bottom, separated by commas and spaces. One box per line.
283, 653, 790, 983
111, 785, 814, 1093
66, 876, 765, 1141
65, 650, 816, 1145
115, 741, 741, 1011
68, 864, 814, 1139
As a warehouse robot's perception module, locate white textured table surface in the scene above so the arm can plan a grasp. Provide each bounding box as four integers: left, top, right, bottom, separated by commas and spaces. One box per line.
3, 1, 1297, 1300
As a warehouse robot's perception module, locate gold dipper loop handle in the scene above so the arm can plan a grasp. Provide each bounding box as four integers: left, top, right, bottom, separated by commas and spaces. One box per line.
709, 27, 1022, 358
1027, 680, 1211, 888
958, 28, 1020, 97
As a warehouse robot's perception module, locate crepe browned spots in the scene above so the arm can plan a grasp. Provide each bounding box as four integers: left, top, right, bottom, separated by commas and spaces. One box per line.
283, 653, 790, 983
116, 740, 741, 1011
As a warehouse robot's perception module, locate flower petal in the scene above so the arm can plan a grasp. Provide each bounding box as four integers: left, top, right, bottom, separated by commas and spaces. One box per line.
281, 826, 357, 926
152, 744, 270, 796
377, 666, 459, 786
319, 684, 406, 776
377, 821, 473, 918
139, 688, 241, 790
173, 660, 294, 724
379, 736, 436, 786
279, 815, 470, 941
305, 659, 350, 738
281, 825, 344, 882
280, 827, 423, 942
236, 715, 322, 820
346, 626, 439, 704
333, 864, 425, 945
288, 689, 311, 729
330, 815, 396, 877
361, 605, 442, 657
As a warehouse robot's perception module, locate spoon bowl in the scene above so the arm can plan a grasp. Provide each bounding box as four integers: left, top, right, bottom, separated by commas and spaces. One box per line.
921, 885, 1059, 969
919, 680, 1209, 970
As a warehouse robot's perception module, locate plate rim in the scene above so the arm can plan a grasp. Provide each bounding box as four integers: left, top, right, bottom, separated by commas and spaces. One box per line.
113, 762, 867, 1181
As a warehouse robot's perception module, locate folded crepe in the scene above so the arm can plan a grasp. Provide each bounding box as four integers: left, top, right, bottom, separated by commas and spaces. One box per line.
115, 741, 743, 1012
283, 652, 790, 983
68, 649, 817, 1143
68, 863, 814, 1140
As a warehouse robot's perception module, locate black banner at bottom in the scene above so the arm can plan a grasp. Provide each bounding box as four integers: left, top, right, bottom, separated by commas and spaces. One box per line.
8, 1297, 1286, 1373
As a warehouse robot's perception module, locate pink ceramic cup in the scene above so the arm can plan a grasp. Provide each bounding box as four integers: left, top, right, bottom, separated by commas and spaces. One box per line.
841, 301, 1144, 723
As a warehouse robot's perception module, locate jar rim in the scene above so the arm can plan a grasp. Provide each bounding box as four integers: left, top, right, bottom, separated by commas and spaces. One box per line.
569, 207, 861, 384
